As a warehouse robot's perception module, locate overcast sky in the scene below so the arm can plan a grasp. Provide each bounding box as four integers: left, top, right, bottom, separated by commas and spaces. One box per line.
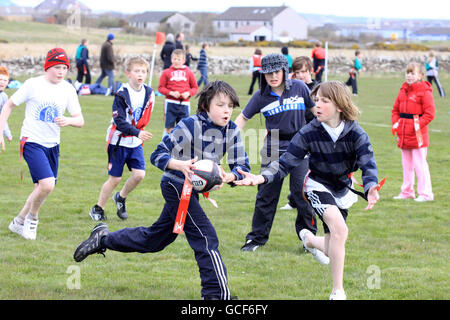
11, 0, 450, 20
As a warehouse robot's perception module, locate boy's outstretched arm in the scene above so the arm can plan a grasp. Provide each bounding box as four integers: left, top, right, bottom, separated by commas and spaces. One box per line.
0, 99, 16, 151
233, 169, 265, 186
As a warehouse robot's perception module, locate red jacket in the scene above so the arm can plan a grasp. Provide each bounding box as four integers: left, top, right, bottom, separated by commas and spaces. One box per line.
158, 65, 198, 102
392, 81, 435, 149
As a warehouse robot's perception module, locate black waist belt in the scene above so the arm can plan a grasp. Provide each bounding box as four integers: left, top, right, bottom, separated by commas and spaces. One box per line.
399, 113, 422, 119
267, 131, 296, 141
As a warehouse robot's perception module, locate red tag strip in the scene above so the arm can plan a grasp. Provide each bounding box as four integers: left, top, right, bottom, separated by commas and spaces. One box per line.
173, 180, 193, 234
19, 136, 28, 181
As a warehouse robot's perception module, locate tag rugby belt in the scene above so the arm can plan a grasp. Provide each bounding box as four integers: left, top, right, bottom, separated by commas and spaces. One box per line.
399, 113, 422, 119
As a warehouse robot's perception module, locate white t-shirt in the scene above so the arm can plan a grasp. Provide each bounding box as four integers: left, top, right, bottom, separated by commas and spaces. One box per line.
106, 83, 147, 148
11, 76, 81, 147
321, 120, 345, 143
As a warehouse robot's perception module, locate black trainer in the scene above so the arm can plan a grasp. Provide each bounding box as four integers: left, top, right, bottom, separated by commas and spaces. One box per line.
241, 239, 262, 252
89, 204, 106, 221
113, 192, 128, 220
73, 223, 109, 262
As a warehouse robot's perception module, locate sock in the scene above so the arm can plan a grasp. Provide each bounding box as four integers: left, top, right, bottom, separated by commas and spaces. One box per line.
15, 215, 25, 225
117, 193, 126, 202
26, 212, 38, 221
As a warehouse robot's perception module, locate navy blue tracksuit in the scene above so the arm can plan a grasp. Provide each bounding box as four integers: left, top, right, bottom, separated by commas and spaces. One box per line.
102, 112, 250, 300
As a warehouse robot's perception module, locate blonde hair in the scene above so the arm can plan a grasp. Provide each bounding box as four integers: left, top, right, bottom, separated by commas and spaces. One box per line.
125, 56, 150, 72
310, 81, 360, 121
405, 62, 424, 80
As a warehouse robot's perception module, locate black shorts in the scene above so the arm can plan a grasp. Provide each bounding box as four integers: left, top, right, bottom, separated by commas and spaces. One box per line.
304, 190, 348, 234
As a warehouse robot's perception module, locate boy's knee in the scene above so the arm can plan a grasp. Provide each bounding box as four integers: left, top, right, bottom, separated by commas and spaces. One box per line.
38, 178, 55, 194
132, 170, 145, 182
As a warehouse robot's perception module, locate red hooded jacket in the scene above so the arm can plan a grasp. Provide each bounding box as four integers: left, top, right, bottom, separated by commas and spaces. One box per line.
158, 65, 198, 102
392, 81, 435, 149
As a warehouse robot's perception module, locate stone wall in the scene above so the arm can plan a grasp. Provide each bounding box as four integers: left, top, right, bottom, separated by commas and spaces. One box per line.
1, 53, 449, 78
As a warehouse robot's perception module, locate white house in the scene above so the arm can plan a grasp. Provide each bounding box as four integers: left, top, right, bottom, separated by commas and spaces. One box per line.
129, 11, 194, 34
214, 6, 308, 41
229, 25, 272, 41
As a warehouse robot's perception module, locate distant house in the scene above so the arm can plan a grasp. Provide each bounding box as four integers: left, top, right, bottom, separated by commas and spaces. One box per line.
214, 6, 308, 41
129, 11, 194, 34
34, 0, 92, 15
229, 25, 272, 42
410, 27, 450, 41
0, 6, 34, 22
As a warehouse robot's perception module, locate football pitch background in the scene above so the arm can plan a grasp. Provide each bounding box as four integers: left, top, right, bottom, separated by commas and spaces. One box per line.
0, 73, 448, 300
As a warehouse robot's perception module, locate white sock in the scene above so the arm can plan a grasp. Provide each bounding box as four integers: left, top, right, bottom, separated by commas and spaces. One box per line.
26, 213, 38, 221
15, 216, 25, 225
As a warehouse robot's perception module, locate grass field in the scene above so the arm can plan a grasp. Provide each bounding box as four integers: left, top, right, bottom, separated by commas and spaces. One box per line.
0, 72, 449, 300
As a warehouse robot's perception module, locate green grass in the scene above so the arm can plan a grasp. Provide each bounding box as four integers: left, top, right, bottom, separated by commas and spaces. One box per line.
0, 73, 449, 300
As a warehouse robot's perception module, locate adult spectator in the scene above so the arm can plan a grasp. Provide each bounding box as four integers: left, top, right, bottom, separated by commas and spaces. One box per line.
95, 33, 115, 96
160, 33, 176, 70
175, 33, 184, 49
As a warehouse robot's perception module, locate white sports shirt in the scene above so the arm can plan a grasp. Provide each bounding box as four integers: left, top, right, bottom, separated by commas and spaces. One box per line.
11, 76, 81, 147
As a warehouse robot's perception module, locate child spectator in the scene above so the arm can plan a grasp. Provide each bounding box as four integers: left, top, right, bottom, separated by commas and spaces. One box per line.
74, 80, 251, 300
235, 81, 381, 300
425, 51, 445, 97
196, 42, 209, 88
392, 62, 435, 202
0, 48, 84, 240
345, 50, 362, 95
89, 56, 154, 221
158, 49, 198, 135
234, 53, 325, 265
281, 46, 293, 73
184, 45, 198, 68
311, 41, 326, 83
248, 48, 262, 95
0, 66, 12, 141
280, 56, 317, 211
75, 38, 91, 84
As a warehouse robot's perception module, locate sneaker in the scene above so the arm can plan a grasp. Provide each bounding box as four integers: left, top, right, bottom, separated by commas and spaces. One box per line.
105, 88, 112, 96
299, 229, 330, 265
280, 203, 294, 210
74, 223, 109, 262
89, 205, 106, 221
8, 218, 24, 237
393, 194, 414, 200
22, 215, 39, 240
113, 192, 128, 220
241, 239, 262, 252
329, 289, 347, 300
414, 195, 432, 202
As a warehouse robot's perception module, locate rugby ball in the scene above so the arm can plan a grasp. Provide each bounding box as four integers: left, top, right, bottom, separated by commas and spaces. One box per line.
190, 159, 223, 192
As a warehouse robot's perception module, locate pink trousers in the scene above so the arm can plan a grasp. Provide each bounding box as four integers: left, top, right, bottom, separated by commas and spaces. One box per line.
399, 147, 434, 200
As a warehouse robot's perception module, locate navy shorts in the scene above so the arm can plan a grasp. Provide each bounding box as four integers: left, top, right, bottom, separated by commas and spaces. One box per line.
304, 190, 348, 234
23, 142, 59, 184
164, 101, 190, 129
107, 144, 145, 177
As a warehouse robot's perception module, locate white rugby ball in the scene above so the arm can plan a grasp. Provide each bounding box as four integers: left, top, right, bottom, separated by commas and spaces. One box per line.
190, 159, 223, 192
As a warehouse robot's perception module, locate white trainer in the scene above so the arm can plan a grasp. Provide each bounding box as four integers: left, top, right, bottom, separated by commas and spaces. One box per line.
8, 218, 24, 237
329, 289, 347, 300
414, 196, 432, 202
299, 229, 330, 265
22, 215, 39, 240
280, 203, 294, 210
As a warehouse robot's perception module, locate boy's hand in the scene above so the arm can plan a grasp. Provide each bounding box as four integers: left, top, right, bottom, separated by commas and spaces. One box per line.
138, 130, 153, 141
170, 91, 181, 99
54, 116, 71, 127
365, 185, 380, 211
168, 156, 198, 183
233, 169, 265, 186
181, 92, 190, 100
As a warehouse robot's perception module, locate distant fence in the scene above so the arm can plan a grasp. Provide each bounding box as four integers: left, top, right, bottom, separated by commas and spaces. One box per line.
1, 53, 449, 77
